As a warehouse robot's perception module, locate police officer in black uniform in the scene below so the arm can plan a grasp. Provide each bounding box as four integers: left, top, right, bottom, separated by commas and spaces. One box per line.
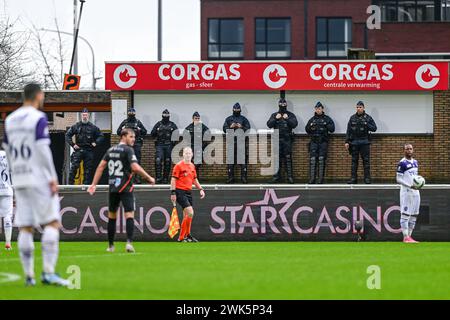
305, 102, 335, 184
267, 98, 298, 184
117, 108, 147, 164
345, 101, 377, 184
223, 103, 251, 184
66, 108, 104, 185
151, 109, 178, 184
185, 111, 209, 179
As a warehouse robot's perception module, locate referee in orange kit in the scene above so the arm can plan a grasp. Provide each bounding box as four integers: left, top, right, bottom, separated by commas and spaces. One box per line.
170, 146, 205, 242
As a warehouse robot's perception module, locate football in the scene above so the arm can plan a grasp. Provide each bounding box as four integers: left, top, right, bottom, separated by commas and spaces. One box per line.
413, 175, 426, 189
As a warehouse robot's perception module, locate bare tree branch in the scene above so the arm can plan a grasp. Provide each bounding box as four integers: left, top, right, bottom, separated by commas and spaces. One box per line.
30, 23, 59, 89
0, 14, 31, 89
1, 0, 99, 90
54, 17, 64, 82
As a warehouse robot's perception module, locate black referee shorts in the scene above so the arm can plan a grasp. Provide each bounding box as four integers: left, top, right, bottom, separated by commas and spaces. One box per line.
175, 189, 193, 209
109, 192, 136, 213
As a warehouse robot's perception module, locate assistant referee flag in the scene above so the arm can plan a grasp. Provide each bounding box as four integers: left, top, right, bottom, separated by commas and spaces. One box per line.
168, 206, 180, 238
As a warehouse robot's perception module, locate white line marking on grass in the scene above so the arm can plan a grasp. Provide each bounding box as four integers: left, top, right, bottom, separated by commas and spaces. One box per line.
0, 273, 21, 283
0, 252, 143, 263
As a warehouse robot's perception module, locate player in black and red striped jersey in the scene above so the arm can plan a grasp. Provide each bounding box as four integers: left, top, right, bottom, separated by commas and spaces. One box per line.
88, 128, 155, 253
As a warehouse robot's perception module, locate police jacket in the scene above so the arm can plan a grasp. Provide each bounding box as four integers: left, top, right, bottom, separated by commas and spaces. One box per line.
185, 122, 209, 150
222, 115, 251, 133
345, 112, 377, 145
151, 120, 178, 145
305, 113, 335, 143
267, 111, 298, 139
117, 117, 148, 144
65, 121, 103, 149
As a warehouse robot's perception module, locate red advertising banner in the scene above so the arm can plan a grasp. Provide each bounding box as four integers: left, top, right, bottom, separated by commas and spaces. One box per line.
105, 61, 449, 91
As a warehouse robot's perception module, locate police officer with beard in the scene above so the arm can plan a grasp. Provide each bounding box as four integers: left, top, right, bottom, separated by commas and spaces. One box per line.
185, 111, 209, 179
345, 101, 377, 184
305, 102, 335, 184
223, 103, 251, 184
66, 108, 104, 185
117, 107, 147, 164
151, 109, 178, 184
267, 98, 298, 184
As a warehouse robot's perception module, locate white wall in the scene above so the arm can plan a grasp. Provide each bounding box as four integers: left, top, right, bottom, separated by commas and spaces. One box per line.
112, 91, 433, 134
111, 99, 128, 133
92, 112, 111, 130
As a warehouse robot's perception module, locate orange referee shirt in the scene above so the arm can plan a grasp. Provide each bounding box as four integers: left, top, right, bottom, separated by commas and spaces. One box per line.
172, 160, 197, 191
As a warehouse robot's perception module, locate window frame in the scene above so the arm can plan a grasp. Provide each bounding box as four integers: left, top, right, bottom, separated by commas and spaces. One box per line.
441, 0, 450, 20
254, 17, 292, 60
315, 17, 353, 59
372, 0, 444, 22
207, 18, 244, 60
45, 112, 54, 125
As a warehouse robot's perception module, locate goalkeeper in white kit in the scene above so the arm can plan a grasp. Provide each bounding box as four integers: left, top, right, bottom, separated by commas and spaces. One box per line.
396, 144, 421, 243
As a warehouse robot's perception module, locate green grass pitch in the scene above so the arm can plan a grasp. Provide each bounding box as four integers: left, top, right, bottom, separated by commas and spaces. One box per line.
1, 242, 449, 300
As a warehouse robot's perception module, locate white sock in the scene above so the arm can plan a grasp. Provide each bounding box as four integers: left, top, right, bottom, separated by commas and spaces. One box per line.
17, 230, 35, 278
408, 215, 418, 237
400, 214, 410, 238
41, 226, 60, 274
3, 215, 12, 244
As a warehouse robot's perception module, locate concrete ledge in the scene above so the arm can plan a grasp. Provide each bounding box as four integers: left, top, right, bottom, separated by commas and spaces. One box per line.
58, 183, 450, 192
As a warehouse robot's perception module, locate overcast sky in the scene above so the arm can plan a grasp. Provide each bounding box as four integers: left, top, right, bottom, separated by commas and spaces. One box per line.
3, 0, 200, 88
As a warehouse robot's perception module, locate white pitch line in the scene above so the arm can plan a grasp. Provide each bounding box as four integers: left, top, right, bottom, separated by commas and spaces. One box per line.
0, 273, 21, 284
0, 252, 143, 263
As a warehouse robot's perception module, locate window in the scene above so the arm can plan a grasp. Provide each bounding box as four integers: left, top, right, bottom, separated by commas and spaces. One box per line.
376, 53, 450, 59
373, 0, 449, 21
398, 1, 417, 21
416, 1, 436, 21
443, 0, 450, 20
255, 18, 291, 59
316, 18, 352, 58
208, 19, 244, 59
45, 112, 54, 124
379, 0, 398, 21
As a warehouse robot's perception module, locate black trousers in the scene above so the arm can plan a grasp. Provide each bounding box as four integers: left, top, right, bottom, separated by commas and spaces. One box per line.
273, 138, 293, 179
309, 141, 328, 158
351, 144, 371, 179
69, 148, 94, 185
155, 144, 173, 181
227, 142, 248, 180
192, 145, 203, 179
309, 141, 329, 183
133, 143, 142, 164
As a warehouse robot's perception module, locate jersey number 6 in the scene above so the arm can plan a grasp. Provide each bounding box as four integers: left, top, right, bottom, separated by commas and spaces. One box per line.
1, 169, 8, 182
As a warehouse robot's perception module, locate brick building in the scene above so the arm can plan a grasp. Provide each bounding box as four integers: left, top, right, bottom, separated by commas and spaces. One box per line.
201, 0, 450, 60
